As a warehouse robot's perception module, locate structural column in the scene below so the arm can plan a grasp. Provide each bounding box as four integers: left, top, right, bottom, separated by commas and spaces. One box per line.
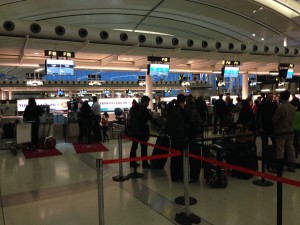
8, 88, 12, 100
242, 73, 249, 99
145, 72, 153, 110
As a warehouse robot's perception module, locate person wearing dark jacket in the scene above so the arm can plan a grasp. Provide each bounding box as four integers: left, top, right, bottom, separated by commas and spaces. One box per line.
213, 94, 226, 134
259, 93, 278, 148
195, 95, 208, 124
23, 97, 43, 149
78, 101, 93, 143
166, 94, 188, 181
236, 99, 256, 133
129, 95, 161, 168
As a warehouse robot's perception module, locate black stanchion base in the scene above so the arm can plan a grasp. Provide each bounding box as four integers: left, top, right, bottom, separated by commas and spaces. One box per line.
175, 212, 201, 225
128, 172, 144, 179
253, 179, 273, 187
174, 196, 197, 205
112, 175, 129, 182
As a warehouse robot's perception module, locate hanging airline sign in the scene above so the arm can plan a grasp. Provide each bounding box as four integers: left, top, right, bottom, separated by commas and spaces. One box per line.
44, 50, 75, 58
222, 60, 240, 66
278, 63, 294, 69
147, 56, 170, 62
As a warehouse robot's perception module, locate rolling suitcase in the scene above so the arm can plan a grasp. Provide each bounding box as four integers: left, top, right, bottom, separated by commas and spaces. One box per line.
202, 144, 228, 188
150, 134, 170, 169
43, 123, 56, 149
231, 142, 258, 179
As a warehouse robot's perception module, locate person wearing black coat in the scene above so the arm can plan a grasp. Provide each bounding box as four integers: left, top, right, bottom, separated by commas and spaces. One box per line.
77, 101, 93, 143
129, 96, 161, 168
213, 94, 226, 134
23, 97, 43, 149
236, 99, 256, 132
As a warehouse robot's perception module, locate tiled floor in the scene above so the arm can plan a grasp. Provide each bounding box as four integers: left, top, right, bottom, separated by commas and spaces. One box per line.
0, 134, 299, 225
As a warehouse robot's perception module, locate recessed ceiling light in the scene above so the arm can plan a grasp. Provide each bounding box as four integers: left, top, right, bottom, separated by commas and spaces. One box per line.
253, 10, 257, 13
252, 33, 256, 37
261, 38, 265, 41
259, 7, 263, 10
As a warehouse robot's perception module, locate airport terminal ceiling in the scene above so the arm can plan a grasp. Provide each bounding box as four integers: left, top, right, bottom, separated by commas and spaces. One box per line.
1, 0, 300, 78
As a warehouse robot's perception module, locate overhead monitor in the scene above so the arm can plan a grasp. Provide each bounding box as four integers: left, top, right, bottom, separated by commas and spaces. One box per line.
286, 68, 294, 79
45, 59, 75, 75
57, 89, 65, 96
223, 66, 239, 78
148, 64, 170, 77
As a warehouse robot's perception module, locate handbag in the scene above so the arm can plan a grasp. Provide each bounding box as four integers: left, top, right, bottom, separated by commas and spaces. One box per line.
236, 127, 254, 143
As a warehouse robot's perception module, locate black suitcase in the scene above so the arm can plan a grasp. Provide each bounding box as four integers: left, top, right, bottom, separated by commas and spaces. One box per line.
231, 142, 258, 179
2, 122, 15, 139
150, 135, 170, 169
202, 144, 228, 188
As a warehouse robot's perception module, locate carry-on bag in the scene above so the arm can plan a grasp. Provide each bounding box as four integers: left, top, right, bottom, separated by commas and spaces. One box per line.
44, 123, 56, 149
202, 144, 228, 188
150, 134, 170, 169
231, 142, 258, 179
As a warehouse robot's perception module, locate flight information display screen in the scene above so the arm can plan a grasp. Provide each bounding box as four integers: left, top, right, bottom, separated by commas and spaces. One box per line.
45, 59, 75, 75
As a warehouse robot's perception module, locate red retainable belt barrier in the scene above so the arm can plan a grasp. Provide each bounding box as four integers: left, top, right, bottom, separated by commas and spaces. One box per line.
103, 135, 300, 188
103, 135, 181, 165
188, 153, 300, 187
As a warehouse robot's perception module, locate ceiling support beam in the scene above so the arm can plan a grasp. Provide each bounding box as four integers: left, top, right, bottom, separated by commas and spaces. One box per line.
75, 40, 90, 53
19, 35, 29, 63
100, 54, 118, 66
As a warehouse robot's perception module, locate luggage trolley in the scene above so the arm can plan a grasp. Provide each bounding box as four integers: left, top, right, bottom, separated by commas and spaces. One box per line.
6, 123, 32, 155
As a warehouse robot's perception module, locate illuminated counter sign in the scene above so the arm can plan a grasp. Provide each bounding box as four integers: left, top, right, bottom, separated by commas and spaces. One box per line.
17, 99, 69, 112
99, 98, 138, 112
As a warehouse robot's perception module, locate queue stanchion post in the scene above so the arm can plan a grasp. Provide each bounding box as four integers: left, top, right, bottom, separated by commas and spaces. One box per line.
253, 136, 273, 187
175, 143, 200, 225
112, 133, 129, 182
96, 158, 105, 225
277, 159, 283, 225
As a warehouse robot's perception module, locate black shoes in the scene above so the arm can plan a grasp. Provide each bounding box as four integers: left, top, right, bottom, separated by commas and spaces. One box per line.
130, 163, 140, 168
130, 162, 151, 168
287, 167, 296, 172
142, 163, 151, 169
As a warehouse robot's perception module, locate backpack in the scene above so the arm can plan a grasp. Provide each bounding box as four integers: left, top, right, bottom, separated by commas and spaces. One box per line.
185, 105, 203, 137
125, 104, 141, 137
165, 105, 186, 139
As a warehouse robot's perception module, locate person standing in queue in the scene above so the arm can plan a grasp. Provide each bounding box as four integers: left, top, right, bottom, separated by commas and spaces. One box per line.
213, 94, 226, 134
129, 95, 161, 168
165, 94, 188, 182
272, 90, 297, 172
91, 96, 102, 142
23, 97, 43, 150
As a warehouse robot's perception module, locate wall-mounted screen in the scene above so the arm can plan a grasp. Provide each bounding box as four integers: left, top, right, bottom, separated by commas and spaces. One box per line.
45, 59, 75, 75
223, 66, 239, 78
286, 68, 294, 79
148, 64, 170, 77
57, 89, 65, 96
